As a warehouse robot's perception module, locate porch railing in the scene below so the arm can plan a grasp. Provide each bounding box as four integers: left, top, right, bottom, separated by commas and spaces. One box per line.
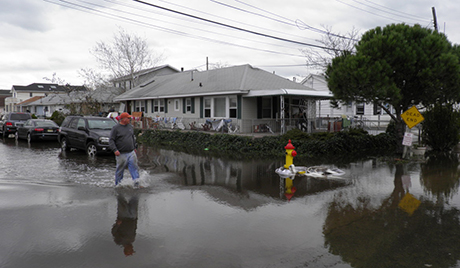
132, 116, 398, 136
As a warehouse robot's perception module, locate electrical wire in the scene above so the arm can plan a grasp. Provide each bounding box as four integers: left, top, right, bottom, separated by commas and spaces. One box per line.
362, 0, 431, 22
151, 0, 319, 43
131, 0, 342, 51
44, 0, 310, 58
229, 0, 357, 41
336, 0, 427, 25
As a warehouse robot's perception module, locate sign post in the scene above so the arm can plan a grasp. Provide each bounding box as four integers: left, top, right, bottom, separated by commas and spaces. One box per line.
400, 106, 425, 158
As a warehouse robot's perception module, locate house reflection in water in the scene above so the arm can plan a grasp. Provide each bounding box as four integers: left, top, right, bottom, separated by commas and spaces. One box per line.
138, 146, 351, 205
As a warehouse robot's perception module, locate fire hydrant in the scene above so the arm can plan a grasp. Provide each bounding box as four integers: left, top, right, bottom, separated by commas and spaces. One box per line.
284, 140, 297, 169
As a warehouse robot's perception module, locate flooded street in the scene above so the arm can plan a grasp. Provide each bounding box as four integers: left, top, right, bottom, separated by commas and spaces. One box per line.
1, 138, 460, 268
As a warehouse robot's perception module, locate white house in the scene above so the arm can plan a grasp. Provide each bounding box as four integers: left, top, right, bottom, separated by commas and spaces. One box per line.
114, 64, 333, 134
301, 74, 393, 133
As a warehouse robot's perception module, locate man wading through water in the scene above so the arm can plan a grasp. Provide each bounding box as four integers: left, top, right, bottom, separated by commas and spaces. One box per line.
109, 112, 140, 187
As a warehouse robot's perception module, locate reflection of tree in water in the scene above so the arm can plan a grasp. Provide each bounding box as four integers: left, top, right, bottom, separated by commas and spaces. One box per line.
420, 152, 460, 200
323, 164, 460, 268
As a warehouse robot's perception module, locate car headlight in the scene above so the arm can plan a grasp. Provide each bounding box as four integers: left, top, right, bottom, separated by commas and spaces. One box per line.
99, 137, 110, 144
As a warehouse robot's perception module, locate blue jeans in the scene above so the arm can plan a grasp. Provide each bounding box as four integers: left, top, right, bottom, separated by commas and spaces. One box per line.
115, 151, 139, 185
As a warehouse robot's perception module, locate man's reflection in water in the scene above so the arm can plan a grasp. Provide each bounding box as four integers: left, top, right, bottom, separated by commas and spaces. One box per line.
112, 190, 139, 256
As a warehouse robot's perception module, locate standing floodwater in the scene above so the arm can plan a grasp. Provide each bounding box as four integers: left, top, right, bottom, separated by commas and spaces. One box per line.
1, 138, 460, 268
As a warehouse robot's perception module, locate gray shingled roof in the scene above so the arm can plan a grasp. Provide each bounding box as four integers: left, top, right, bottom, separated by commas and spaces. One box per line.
114, 64, 329, 101
11, 83, 87, 93
27, 87, 124, 106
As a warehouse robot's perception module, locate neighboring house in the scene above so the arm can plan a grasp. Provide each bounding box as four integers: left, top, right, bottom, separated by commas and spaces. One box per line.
16, 96, 45, 114
300, 74, 393, 133
114, 64, 332, 134
0, 89, 10, 114
27, 86, 124, 116
5, 83, 87, 113
111, 64, 180, 91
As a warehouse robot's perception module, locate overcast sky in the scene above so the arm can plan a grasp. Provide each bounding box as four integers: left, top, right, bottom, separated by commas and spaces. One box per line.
0, 0, 457, 89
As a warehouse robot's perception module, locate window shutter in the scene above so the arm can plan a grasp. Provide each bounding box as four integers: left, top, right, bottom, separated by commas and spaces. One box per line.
165, 98, 168, 113
200, 97, 204, 118
191, 97, 195, 113
183, 98, 186, 114
237, 95, 242, 119
257, 97, 262, 119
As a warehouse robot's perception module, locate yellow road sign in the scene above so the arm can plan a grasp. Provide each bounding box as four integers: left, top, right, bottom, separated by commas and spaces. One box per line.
401, 106, 424, 129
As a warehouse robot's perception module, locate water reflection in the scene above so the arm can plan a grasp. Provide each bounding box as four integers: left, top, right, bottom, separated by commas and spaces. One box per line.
112, 190, 139, 257
137, 146, 351, 203
420, 152, 460, 200
324, 163, 460, 268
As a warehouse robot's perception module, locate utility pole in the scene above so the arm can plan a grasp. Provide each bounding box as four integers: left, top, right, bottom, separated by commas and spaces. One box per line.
432, 7, 438, 32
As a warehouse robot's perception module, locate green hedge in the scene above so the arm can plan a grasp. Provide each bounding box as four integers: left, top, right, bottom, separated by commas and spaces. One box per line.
136, 128, 397, 161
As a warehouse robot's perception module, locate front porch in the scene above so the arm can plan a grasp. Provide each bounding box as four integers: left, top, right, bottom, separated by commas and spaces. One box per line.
131, 116, 394, 136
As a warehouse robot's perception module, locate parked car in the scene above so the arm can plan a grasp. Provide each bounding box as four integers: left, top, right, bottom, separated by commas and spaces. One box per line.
0, 112, 33, 138
58, 115, 117, 156
15, 119, 60, 142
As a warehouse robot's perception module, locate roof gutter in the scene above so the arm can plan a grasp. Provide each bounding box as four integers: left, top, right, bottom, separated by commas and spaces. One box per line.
114, 90, 249, 101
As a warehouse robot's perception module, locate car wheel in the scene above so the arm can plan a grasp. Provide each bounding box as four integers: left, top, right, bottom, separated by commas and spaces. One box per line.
27, 133, 32, 143
60, 137, 70, 151
86, 142, 97, 157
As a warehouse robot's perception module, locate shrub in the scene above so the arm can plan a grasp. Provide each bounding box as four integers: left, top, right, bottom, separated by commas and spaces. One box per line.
136, 129, 397, 160
422, 103, 460, 151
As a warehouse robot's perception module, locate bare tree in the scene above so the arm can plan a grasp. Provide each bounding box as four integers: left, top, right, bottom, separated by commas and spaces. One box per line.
301, 26, 360, 71
78, 67, 110, 90
90, 27, 165, 91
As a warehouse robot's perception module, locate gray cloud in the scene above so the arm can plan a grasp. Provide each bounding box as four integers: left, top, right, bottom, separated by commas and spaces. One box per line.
0, 0, 51, 32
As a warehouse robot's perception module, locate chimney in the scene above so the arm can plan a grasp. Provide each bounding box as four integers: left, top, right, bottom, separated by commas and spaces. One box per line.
181, 67, 184, 72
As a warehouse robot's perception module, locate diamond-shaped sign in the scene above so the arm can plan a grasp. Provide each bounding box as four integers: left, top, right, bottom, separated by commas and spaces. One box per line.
401, 106, 424, 129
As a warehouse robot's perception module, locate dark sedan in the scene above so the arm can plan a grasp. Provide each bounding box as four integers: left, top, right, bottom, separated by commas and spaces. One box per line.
15, 119, 60, 142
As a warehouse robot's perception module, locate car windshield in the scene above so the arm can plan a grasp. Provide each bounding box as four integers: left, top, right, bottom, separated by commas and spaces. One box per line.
36, 121, 58, 127
87, 119, 117, 130
11, 114, 30, 120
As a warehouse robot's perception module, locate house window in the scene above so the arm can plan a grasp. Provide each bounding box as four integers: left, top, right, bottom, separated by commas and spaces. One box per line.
153, 99, 165, 112
356, 103, 365, 115
174, 99, 180, 111
229, 97, 237, 118
214, 97, 226, 117
135, 101, 145, 112
204, 98, 211, 117
346, 101, 353, 112
202, 96, 238, 118
262, 97, 272, 118
186, 98, 192, 112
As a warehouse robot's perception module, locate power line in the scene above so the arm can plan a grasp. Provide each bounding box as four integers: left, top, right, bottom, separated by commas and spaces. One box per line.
132, 0, 341, 51
229, 0, 358, 41
336, 0, 407, 23
103, 0, 313, 51
362, 0, 431, 22
44, 0, 309, 58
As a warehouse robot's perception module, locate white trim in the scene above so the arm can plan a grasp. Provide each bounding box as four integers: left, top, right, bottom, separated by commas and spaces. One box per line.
244, 89, 332, 98
115, 90, 247, 101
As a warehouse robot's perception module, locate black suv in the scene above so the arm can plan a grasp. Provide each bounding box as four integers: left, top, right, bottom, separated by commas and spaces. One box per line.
0, 112, 32, 138
58, 116, 117, 156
